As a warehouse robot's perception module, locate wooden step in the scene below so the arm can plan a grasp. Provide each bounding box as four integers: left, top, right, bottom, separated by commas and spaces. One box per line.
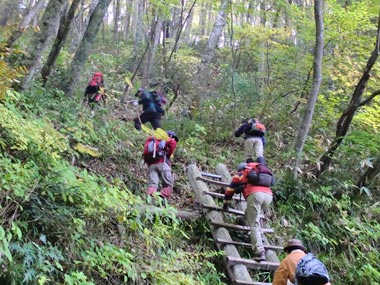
210, 221, 274, 233
203, 204, 245, 216
203, 190, 246, 201
196, 176, 229, 187
227, 256, 279, 271
216, 238, 283, 251
200, 172, 223, 179
252, 282, 272, 285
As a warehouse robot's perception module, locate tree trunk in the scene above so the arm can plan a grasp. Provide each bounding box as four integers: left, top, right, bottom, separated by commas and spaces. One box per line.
113, 0, 120, 41
63, 0, 112, 98
195, 0, 229, 99
41, 0, 81, 85
21, 0, 67, 90
6, 0, 47, 48
293, 0, 324, 177
316, 14, 380, 177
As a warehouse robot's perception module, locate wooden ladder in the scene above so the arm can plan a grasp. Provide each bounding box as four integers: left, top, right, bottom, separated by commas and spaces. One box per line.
187, 165, 282, 285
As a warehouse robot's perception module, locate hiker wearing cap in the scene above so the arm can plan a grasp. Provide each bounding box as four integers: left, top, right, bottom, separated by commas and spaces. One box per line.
133, 88, 163, 130
143, 130, 179, 199
272, 239, 307, 285
223, 161, 273, 262
234, 118, 267, 165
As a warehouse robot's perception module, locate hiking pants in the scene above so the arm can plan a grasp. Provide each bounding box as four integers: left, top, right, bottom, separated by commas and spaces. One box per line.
134, 112, 162, 130
245, 192, 273, 254
148, 162, 174, 189
244, 137, 264, 161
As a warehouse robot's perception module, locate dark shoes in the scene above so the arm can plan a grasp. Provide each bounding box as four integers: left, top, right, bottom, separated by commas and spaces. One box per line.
254, 251, 266, 262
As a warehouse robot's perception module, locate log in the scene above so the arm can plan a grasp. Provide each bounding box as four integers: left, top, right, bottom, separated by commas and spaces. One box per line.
203, 204, 245, 216
186, 164, 254, 284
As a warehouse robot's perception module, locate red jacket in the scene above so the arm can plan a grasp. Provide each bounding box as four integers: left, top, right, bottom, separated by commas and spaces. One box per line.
224, 164, 272, 200
144, 137, 177, 166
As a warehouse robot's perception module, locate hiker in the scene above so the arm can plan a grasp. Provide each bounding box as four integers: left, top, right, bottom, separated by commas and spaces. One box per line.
234, 118, 266, 165
83, 72, 106, 108
143, 130, 179, 199
133, 88, 165, 130
223, 161, 273, 262
272, 239, 331, 285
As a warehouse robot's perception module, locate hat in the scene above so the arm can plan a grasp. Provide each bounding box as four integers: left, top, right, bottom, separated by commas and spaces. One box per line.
237, 162, 247, 171
135, 88, 145, 97
167, 130, 179, 142
284, 239, 307, 253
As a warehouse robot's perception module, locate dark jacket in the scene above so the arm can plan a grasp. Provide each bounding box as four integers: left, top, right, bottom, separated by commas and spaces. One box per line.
138, 91, 160, 113
234, 122, 266, 146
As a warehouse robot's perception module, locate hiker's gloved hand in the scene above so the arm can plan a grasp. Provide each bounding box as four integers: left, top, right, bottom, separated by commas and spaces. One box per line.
132, 100, 138, 106
222, 201, 230, 211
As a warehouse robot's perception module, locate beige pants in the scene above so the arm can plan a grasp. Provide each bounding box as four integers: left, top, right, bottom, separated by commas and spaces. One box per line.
148, 162, 174, 189
244, 137, 264, 161
245, 192, 273, 253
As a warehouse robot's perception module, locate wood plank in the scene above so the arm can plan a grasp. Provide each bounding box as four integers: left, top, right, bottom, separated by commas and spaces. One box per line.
200, 172, 222, 179
227, 256, 279, 271
211, 221, 274, 233
234, 280, 271, 285
203, 204, 245, 216
196, 176, 229, 187
216, 238, 283, 251
203, 190, 246, 201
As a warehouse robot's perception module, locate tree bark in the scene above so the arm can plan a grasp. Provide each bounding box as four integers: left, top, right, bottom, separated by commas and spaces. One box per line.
195, 0, 230, 99
21, 0, 67, 90
6, 0, 47, 48
41, 0, 81, 85
63, 0, 112, 98
293, 0, 324, 177
316, 14, 380, 177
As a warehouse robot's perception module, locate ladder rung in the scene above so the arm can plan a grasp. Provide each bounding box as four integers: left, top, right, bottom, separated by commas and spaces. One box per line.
227, 256, 279, 271
197, 176, 229, 187
210, 221, 274, 233
203, 191, 247, 201
203, 204, 245, 216
200, 172, 223, 179
216, 238, 283, 251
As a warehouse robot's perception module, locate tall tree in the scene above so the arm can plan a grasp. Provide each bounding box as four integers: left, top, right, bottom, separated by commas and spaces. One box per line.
63, 0, 112, 98
316, 14, 380, 177
293, 0, 324, 176
40, 0, 81, 84
195, 0, 230, 97
21, 0, 67, 89
6, 0, 47, 48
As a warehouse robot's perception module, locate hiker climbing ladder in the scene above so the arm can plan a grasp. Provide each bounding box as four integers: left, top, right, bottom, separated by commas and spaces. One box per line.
186, 163, 282, 285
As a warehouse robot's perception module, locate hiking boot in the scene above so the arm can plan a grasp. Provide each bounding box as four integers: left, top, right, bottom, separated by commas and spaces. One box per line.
253, 251, 266, 262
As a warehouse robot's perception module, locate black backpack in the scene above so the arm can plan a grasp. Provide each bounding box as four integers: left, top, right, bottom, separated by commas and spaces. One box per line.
151, 90, 167, 115
246, 163, 275, 187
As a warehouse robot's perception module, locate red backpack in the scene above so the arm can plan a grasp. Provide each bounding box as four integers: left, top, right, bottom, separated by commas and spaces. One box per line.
143, 137, 167, 163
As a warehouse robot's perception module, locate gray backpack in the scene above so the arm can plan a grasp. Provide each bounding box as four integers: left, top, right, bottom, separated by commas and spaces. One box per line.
295, 253, 330, 285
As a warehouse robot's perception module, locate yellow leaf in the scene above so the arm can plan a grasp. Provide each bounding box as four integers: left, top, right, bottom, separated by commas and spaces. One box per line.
74, 143, 101, 157
124, 76, 133, 88
154, 128, 169, 140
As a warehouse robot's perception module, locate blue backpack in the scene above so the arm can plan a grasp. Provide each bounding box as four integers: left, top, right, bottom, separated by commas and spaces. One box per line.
295, 253, 330, 285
